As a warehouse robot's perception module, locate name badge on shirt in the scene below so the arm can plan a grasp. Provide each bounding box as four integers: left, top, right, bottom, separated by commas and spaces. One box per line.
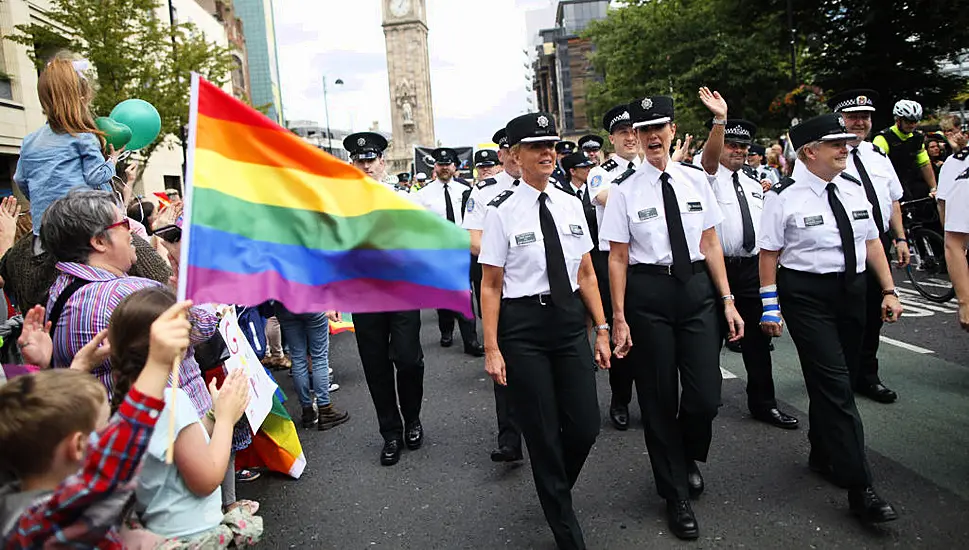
569, 224, 584, 236
687, 201, 703, 212
515, 232, 537, 246
804, 215, 824, 227
637, 207, 659, 221
852, 210, 870, 220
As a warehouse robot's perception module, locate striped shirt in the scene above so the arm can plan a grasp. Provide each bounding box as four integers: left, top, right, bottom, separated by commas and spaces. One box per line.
47, 262, 216, 418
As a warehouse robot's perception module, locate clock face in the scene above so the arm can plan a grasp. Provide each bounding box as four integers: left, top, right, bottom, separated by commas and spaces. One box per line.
389, 0, 411, 17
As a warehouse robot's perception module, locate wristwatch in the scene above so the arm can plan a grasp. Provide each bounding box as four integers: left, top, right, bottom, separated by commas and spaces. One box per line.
721, 294, 735, 302
594, 323, 610, 332
893, 237, 908, 244
882, 288, 900, 298
711, 118, 727, 126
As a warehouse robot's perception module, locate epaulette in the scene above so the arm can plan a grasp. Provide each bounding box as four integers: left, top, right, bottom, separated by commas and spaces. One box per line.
956, 167, 969, 181
741, 164, 758, 180
770, 177, 795, 194
601, 158, 619, 172
955, 147, 969, 161
679, 161, 702, 171
454, 177, 472, 188
870, 142, 887, 157
488, 189, 514, 207
612, 168, 636, 186
840, 172, 862, 185
476, 177, 497, 190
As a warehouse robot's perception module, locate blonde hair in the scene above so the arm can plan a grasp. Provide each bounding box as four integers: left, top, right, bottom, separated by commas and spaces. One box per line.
38, 53, 103, 145
796, 141, 823, 163
766, 149, 781, 167
0, 370, 106, 477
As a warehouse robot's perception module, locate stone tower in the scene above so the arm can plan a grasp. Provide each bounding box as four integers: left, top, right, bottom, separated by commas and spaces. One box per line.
381, 0, 435, 174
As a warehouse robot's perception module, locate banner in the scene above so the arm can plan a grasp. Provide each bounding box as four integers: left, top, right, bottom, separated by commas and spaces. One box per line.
414, 146, 473, 178
217, 307, 279, 433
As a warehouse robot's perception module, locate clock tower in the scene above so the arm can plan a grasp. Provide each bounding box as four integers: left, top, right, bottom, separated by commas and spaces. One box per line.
382, 0, 436, 174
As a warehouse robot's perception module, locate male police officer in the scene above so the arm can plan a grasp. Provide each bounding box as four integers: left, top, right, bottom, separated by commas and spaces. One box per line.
474, 149, 502, 181
578, 134, 605, 166
343, 132, 428, 466
552, 140, 577, 187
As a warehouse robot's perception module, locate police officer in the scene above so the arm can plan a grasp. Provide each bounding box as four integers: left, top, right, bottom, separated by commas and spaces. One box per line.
829, 89, 910, 404
758, 113, 901, 524
697, 89, 798, 430
600, 94, 742, 540
938, 141, 969, 331
552, 140, 577, 187
578, 134, 605, 166
414, 148, 484, 356
473, 149, 502, 182
747, 144, 780, 189
586, 103, 642, 430
396, 172, 412, 192
343, 132, 428, 467
561, 151, 597, 245
479, 112, 610, 550
463, 128, 525, 462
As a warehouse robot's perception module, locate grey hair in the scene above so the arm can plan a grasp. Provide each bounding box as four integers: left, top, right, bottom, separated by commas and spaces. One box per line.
796, 140, 823, 162
40, 189, 119, 263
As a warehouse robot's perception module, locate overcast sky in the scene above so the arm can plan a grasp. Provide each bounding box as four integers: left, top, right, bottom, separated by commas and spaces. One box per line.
274, 0, 558, 146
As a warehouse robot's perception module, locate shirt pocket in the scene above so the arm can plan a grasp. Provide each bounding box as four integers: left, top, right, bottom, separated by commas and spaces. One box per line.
793, 213, 832, 247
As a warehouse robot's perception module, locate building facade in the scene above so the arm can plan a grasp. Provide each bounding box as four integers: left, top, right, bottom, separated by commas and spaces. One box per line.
196, 0, 252, 103
234, 0, 283, 125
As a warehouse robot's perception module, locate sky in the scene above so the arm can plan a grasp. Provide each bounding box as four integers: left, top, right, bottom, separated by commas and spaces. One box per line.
273, 0, 559, 147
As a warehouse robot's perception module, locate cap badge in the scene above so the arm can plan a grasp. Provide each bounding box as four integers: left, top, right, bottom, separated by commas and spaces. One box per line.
357, 137, 366, 147
537, 115, 549, 128
641, 98, 653, 110
838, 116, 847, 130
856, 95, 868, 106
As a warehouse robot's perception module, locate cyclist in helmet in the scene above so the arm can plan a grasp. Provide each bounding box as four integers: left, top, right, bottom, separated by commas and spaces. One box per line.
872, 99, 938, 200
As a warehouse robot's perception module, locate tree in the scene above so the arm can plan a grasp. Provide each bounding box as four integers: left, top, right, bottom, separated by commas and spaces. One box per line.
8, 0, 235, 163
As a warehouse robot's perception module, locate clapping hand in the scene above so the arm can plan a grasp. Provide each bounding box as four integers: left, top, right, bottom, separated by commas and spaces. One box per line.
18, 305, 52, 368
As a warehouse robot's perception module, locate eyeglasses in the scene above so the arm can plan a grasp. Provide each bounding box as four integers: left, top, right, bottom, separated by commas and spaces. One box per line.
103, 218, 130, 232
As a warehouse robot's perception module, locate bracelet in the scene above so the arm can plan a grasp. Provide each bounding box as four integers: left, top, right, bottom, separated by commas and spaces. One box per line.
593, 323, 610, 332
721, 294, 735, 302
894, 238, 908, 244
205, 409, 216, 422
711, 118, 727, 126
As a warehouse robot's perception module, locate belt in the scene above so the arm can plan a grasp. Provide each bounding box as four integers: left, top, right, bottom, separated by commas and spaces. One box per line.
502, 291, 578, 307
724, 255, 758, 266
778, 266, 864, 280
629, 261, 706, 276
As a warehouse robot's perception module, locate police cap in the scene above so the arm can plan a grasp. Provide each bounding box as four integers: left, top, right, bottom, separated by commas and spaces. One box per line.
602, 104, 633, 133
343, 132, 387, 160
578, 134, 604, 150
432, 147, 459, 165
629, 96, 674, 128
492, 128, 509, 149
561, 151, 595, 173
827, 89, 879, 113
506, 112, 560, 146
474, 149, 499, 167
789, 113, 856, 150
555, 141, 577, 155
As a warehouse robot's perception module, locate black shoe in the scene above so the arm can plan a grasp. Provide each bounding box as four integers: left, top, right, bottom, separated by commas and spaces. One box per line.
666, 499, 699, 540
490, 446, 523, 462
857, 383, 898, 404
440, 335, 453, 348
405, 422, 424, 450
848, 487, 898, 523
318, 404, 350, 431
380, 439, 403, 466
752, 408, 799, 430
686, 460, 704, 499
464, 342, 485, 357
301, 406, 318, 429
609, 404, 629, 430
726, 340, 743, 353
768, 341, 775, 351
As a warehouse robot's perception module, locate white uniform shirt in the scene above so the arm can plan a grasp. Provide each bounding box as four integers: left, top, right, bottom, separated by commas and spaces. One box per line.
841, 141, 904, 233
479, 182, 593, 299
587, 154, 642, 251
600, 160, 723, 265
707, 163, 765, 258
758, 162, 879, 274
413, 178, 470, 223
938, 147, 969, 233
461, 171, 519, 230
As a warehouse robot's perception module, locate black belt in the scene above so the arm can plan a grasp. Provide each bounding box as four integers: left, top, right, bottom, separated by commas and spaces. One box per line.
502, 290, 578, 307
629, 261, 706, 276
778, 266, 864, 280
724, 255, 758, 266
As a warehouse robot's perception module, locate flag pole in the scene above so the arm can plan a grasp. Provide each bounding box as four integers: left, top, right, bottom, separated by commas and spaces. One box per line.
177, 73, 200, 303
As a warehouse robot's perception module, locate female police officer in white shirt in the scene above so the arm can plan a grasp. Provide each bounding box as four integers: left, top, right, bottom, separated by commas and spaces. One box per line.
479, 112, 611, 550
600, 94, 743, 541
758, 113, 902, 524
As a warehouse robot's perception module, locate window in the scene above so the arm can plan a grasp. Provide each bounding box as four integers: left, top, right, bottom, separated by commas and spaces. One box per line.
163, 175, 182, 197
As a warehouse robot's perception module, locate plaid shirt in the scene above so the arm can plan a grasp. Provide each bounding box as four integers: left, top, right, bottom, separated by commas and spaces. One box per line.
3, 387, 165, 549
47, 263, 217, 417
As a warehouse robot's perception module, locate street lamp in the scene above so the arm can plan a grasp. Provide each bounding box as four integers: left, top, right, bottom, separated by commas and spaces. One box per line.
323, 76, 344, 154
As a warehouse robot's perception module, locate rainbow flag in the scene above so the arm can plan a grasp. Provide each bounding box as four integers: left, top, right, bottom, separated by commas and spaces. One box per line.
235, 392, 306, 479
179, 74, 472, 315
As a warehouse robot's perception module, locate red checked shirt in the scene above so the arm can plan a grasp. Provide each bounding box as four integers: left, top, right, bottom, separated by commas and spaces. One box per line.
3, 387, 165, 549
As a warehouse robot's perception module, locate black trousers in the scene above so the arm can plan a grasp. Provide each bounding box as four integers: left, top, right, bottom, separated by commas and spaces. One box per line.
499, 293, 599, 550
592, 249, 633, 407
493, 381, 521, 452
471, 255, 483, 318
625, 269, 722, 501
721, 257, 777, 413
777, 268, 873, 488
353, 310, 425, 443
437, 308, 477, 346
854, 236, 891, 389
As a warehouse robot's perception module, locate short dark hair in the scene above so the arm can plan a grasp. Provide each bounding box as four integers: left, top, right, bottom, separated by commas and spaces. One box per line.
40, 189, 118, 263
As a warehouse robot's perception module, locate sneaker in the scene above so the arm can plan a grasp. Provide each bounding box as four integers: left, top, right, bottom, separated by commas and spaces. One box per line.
329, 382, 340, 393
235, 469, 261, 483
318, 404, 350, 431
301, 405, 318, 428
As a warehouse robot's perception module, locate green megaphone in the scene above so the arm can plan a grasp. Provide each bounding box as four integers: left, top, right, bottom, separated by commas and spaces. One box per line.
96, 117, 132, 150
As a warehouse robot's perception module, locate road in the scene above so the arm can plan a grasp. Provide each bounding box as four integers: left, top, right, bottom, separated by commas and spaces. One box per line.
242, 299, 969, 549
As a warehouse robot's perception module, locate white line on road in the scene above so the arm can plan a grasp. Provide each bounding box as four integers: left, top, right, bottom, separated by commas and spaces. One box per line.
898, 297, 958, 314
721, 367, 737, 379
879, 335, 934, 354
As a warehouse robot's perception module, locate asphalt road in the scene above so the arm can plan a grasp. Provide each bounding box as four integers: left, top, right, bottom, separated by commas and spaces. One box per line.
242, 305, 969, 549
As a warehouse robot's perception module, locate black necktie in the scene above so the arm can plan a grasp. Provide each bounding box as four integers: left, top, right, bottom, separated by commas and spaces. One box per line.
628, 161, 635, 170
826, 182, 856, 280
580, 187, 591, 208
539, 192, 572, 304
443, 183, 455, 223
661, 173, 692, 282
733, 172, 756, 253
852, 149, 884, 233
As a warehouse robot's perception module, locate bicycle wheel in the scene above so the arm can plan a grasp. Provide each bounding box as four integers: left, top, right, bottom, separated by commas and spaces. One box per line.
905, 227, 955, 303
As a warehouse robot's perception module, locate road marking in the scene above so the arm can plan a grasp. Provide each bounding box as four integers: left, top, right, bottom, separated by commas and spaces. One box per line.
721, 367, 737, 379
879, 335, 934, 355
899, 297, 957, 314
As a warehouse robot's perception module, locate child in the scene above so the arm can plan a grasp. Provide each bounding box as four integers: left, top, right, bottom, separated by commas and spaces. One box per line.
109, 287, 262, 548
14, 53, 121, 236
0, 297, 195, 547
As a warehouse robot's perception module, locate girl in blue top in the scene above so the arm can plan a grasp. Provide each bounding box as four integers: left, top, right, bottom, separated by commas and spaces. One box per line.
14, 54, 122, 235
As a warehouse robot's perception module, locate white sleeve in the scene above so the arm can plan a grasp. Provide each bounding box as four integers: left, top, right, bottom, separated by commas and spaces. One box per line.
882, 157, 904, 202
599, 186, 630, 244
588, 167, 611, 205
573, 200, 594, 254
478, 207, 509, 267
937, 161, 956, 201
699, 177, 724, 230
757, 191, 786, 251
943, 179, 969, 233
461, 187, 486, 230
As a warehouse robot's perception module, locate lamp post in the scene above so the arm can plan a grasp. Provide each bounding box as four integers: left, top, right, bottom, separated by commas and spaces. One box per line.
323, 76, 344, 154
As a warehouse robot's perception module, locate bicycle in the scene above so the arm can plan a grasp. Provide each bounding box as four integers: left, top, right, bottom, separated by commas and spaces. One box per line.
900, 196, 954, 303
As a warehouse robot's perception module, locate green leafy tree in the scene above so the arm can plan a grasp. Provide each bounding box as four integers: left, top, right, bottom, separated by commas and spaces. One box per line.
8, 0, 235, 162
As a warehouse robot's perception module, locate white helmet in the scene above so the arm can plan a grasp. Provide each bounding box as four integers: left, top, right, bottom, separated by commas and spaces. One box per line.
893, 99, 923, 121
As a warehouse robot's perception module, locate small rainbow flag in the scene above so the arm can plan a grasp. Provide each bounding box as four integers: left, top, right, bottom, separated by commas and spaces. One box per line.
178, 74, 472, 315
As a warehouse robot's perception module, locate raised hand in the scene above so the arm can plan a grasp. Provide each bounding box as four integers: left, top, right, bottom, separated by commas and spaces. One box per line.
698, 87, 728, 120
18, 305, 52, 368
